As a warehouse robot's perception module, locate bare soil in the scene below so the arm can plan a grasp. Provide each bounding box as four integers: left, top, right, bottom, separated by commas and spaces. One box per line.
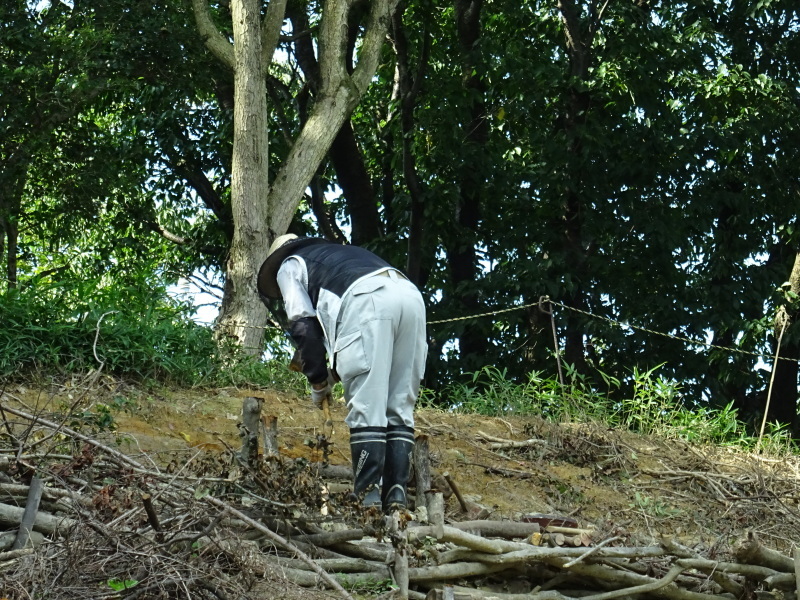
2, 380, 800, 599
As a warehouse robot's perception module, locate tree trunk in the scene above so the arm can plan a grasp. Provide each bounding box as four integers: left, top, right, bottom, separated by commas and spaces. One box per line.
6, 219, 18, 290
267, 0, 401, 239
329, 121, 382, 246
391, 2, 431, 285
554, 0, 596, 377
0, 165, 27, 290
215, 0, 272, 355
448, 0, 489, 367
193, 0, 400, 352
767, 251, 800, 434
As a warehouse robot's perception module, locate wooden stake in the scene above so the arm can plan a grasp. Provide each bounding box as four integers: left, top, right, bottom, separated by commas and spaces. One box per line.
414, 435, 432, 511
240, 396, 263, 466
262, 414, 279, 457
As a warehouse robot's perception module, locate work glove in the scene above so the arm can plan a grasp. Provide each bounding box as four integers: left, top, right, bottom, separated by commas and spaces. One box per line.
310, 381, 333, 410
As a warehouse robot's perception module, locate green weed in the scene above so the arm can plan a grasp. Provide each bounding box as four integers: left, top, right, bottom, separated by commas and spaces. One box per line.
433, 363, 797, 453
629, 491, 682, 518
106, 578, 139, 591
339, 576, 395, 596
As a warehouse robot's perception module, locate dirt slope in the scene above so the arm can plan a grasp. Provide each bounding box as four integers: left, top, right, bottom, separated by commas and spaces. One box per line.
3, 381, 800, 598
85, 384, 800, 552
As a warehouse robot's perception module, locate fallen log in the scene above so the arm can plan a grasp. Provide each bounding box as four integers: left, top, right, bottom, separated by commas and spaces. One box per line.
0, 482, 92, 506
409, 525, 525, 554
476, 431, 548, 450
794, 547, 800, 600
0, 501, 77, 537
292, 528, 366, 546
450, 520, 541, 539
330, 541, 391, 563
429, 545, 668, 569
675, 557, 780, 582
408, 525, 667, 562
0, 547, 34, 564
735, 531, 794, 573
427, 585, 601, 600
288, 538, 357, 560
408, 561, 510, 583
267, 554, 391, 576
546, 558, 732, 600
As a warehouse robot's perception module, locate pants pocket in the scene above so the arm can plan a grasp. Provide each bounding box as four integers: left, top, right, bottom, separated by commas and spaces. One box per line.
334, 330, 370, 383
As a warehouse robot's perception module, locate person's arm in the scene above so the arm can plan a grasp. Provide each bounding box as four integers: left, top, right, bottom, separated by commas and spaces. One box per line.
277, 259, 328, 385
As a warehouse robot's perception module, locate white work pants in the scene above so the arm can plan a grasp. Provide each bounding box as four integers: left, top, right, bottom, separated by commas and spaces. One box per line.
334, 271, 427, 429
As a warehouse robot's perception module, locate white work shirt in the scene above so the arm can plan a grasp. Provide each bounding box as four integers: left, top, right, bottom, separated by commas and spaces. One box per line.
276, 257, 316, 321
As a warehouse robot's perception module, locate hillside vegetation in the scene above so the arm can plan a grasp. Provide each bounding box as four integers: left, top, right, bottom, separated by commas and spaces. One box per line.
1, 371, 799, 599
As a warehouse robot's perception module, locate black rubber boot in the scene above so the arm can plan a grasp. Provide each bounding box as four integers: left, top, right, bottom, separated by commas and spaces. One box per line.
382, 425, 415, 512
349, 427, 386, 507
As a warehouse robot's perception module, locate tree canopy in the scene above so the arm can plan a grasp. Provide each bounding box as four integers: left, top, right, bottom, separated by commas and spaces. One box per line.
2, 0, 800, 431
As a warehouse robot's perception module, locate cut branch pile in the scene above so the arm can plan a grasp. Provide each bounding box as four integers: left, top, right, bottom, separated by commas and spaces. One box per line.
1, 395, 800, 600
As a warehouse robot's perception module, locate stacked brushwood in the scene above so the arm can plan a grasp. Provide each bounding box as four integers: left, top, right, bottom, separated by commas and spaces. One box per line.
1, 403, 799, 600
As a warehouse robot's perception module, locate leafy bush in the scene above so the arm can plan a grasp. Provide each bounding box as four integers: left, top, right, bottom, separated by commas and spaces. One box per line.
433, 363, 797, 452
0, 277, 303, 392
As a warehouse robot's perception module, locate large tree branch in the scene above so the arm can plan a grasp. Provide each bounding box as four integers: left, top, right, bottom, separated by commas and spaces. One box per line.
287, 8, 321, 91
309, 175, 348, 244
149, 221, 189, 245
260, 0, 289, 73
191, 0, 235, 70
558, 0, 591, 79
318, 0, 351, 91
351, 0, 400, 93
269, 0, 399, 237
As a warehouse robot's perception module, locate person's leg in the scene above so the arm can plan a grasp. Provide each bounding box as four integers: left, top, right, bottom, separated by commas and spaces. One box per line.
383, 277, 427, 510
335, 280, 397, 505
385, 278, 427, 428
383, 424, 414, 509
349, 426, 385, 506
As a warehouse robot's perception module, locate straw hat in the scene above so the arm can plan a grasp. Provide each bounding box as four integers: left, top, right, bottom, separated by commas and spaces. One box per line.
257, 234, 325, 298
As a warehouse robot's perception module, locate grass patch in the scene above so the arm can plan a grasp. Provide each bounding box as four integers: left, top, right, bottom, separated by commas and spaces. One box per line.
431, 364, 797, 453
0, 278, 305, 394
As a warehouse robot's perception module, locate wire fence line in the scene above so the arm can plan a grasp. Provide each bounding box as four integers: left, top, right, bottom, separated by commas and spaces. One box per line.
192, 294, 796, 365
5, 270, 790, 365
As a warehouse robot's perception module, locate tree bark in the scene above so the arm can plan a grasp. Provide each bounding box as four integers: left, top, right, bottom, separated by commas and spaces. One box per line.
0, 169, 25, 290
212, 0, 273, 354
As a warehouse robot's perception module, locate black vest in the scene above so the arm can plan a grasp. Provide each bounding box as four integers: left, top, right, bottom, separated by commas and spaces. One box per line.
291, 243, 392, 306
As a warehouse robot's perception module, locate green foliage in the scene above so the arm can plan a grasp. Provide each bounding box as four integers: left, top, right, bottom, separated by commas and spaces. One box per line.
0, 277, 304, 392
629, 492, 682, 518
106, 578, 138, 591
436, 364, 797, 452
3, 0, 800, 434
